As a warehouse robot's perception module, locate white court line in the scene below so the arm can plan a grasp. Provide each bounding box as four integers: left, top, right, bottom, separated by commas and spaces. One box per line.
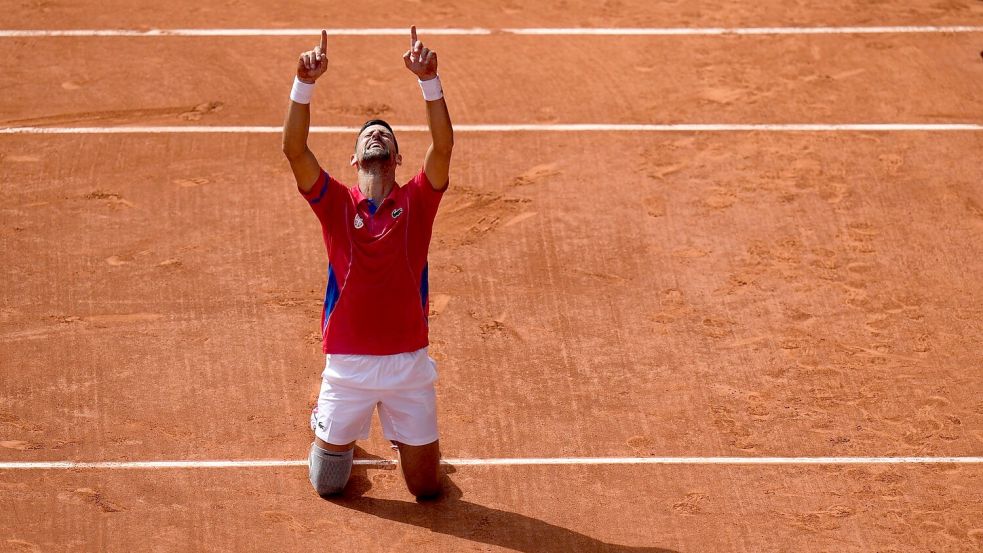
1, 26, 983, 37
0, 28, 492, 37
2, 124, 982, 135
2, 457, 983, 469
505, 26, 983, 35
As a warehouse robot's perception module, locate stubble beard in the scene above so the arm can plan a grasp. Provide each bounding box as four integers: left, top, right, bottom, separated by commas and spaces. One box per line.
360, 146, 392, 170
362, 142, 393, 163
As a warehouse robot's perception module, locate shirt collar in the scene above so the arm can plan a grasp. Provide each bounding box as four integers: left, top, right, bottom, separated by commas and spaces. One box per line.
353, 182, 400, 208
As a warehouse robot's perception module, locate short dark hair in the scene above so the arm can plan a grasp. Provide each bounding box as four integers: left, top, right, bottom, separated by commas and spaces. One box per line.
356, 119, 398, 153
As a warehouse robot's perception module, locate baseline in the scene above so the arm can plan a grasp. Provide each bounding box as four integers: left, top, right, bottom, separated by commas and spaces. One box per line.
2, 457, 983, 470
2, 124, 983, 134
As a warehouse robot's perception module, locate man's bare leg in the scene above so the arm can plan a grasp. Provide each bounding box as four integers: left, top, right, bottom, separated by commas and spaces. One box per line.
394, 439, 441, 500
315, 437, 355, 452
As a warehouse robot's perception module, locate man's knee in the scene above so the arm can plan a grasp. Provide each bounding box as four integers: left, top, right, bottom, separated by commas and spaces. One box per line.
395, 441, 442, 500
405, 464, 443, 500
309, 442, 354, 496
408, 479, 442, 501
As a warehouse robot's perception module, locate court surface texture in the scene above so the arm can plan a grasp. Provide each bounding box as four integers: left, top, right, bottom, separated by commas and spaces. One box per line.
2, 1, 983, 552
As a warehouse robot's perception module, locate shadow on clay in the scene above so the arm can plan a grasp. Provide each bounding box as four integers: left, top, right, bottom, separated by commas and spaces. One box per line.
324, 458, 680, 553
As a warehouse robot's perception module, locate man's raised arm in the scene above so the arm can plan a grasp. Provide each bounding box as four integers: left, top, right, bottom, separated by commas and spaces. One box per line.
282, 30, 329, 194
403, 26, 453, 191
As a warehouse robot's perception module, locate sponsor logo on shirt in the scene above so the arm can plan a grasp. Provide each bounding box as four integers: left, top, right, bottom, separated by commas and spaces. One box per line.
392, 207, 404, 219
353, 213, 364, 229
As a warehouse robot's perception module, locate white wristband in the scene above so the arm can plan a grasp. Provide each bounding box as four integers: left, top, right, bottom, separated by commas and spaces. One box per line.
290, 76, 315, 104
418, 75, 443, 101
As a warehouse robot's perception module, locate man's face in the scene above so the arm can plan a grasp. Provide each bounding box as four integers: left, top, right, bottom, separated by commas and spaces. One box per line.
355, 124, 398, 166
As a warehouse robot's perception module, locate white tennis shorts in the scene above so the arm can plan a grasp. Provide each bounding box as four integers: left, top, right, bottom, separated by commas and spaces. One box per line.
310, 347, 439, 447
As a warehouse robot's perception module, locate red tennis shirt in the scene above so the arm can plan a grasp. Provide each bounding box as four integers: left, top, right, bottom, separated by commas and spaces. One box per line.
301, 168, 444, 355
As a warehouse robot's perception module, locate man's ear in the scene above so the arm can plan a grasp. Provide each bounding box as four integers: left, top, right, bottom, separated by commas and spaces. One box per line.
350, 153, 358, 168
395, 153, 402, 167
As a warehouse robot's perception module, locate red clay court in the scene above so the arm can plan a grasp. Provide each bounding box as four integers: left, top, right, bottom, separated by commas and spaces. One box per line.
2, 1, 983, 552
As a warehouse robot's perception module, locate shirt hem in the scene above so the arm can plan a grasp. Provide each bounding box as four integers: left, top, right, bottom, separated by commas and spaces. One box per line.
322, 338, 430, 357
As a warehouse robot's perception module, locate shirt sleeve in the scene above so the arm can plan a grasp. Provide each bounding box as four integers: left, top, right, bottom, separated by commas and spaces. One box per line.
406, 167, 446, 224
300, 169, 347, 225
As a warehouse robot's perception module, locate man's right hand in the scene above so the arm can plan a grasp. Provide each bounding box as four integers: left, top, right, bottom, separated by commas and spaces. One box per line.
297, 30, 329, 84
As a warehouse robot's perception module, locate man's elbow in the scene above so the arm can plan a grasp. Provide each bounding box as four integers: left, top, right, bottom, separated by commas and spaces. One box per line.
282, 140, 304, 161
434, 135, 454, 156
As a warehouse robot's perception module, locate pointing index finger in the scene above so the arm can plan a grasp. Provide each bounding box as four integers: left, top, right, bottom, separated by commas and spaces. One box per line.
410, 25, 417, 47
319, 30, 327, 52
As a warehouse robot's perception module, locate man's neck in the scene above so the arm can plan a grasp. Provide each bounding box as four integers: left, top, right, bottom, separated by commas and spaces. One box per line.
356, 165, 396, 205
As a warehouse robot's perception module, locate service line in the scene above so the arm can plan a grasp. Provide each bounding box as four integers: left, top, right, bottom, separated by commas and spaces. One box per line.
2, 124, 982, 134
1, 26, 983, 37
2, 457, 983, 470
